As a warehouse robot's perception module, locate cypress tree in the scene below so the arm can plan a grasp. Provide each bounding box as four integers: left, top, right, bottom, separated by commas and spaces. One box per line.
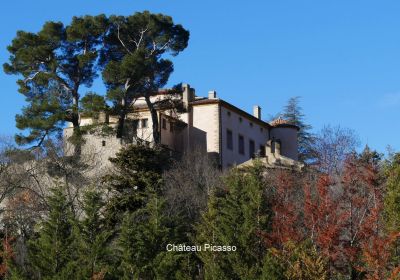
74, 189, 112, 279
260, 252, 286, 280
384, 153, 400, 232
268, 241, 328, 280
196, 163, 270, 280
104, 144, 200, 279
28, 186, 77, 279
384, 153, 400, 266
104, 143, 171, 226
196, 193, 227, 280
118, 192, 173, 279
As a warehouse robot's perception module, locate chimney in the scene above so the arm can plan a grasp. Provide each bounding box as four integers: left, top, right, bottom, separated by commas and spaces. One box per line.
253, 105, 261, 119
208, 90, 217, 99
182, 83, 194, 109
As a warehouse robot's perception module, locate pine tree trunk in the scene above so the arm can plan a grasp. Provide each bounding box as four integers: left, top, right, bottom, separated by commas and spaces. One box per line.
71, 91, 82, 156
116, 96, 127, 139
145, 95, 160, 145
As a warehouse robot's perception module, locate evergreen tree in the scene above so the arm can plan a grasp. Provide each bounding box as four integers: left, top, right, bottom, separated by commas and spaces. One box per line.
384, 153, 400, 233
102, 11, 189, 140
270, 240, 328, 280
260, 252, 286, 280
384, 152, 400, 267
103, 144, 203, 278
196, 192, 228, 280
4, 12, 189, 146
14, 85, 69, 147
28, 186, 77, 279
74, 189, 112, 279
80, 92, 107, 120
196, 163, 270, 280
118, 191, 183, 280
104, 143, 171, 226
281, 96, 315, 163
4, 15, 108, 147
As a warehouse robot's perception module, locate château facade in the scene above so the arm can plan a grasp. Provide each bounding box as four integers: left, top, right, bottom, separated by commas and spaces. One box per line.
64, 84, 300, 170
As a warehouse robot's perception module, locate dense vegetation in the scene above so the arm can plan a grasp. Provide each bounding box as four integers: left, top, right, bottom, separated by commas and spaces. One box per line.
0, 139, 399, 280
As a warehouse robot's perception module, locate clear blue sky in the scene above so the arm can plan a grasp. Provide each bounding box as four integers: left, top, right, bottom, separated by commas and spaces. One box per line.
1, 0, 400, 152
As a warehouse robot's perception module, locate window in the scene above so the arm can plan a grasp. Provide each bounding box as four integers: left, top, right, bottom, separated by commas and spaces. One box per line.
141, 118, 148, 128
238, 135, 245, 155
227, 129, 233, 150
260, 127, 263, 132
249, 139, 255, 158
102, 140, 106, 147
162, 118, 167, 129
133, 120, 139, 129
239, 117, 243, 123
227, 111, 231, 117
249, 122, 253, 127
259, 145, 266, 157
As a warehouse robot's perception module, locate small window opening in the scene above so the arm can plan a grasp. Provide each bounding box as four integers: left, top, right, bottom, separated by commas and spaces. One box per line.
227, 129, 233, 150
141, 118, 148, 128
239, 135, 245, 155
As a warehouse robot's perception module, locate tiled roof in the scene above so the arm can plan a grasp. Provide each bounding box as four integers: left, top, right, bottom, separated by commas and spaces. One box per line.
270, 117, 289, 126
269, 117, 299, 130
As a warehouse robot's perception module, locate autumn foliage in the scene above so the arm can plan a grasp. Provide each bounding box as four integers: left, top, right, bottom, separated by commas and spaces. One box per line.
264, 152, 400, 279
0, 236, 15, 278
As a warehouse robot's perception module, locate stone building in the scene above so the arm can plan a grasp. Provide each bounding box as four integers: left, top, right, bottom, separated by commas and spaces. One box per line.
64, 84, 300, 170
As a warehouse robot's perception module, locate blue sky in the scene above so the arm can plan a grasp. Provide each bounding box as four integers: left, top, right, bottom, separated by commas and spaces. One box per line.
1, 0, 400, 152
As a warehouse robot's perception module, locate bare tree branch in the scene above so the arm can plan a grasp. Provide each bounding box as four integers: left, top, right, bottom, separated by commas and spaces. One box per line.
117, 24, 132, 55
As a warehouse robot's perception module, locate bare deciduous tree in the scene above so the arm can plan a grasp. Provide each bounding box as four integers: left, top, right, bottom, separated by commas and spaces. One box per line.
163, 148, 222, 223
313, 125, 360, 176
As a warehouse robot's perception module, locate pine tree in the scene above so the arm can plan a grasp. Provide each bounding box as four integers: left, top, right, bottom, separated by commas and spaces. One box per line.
4, 16, 108, 147
102, 11, 189, 140
28, 186, 77, 279
80, 92, 107, 120
14, 85, 68, 147
281, 96, 315, 163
